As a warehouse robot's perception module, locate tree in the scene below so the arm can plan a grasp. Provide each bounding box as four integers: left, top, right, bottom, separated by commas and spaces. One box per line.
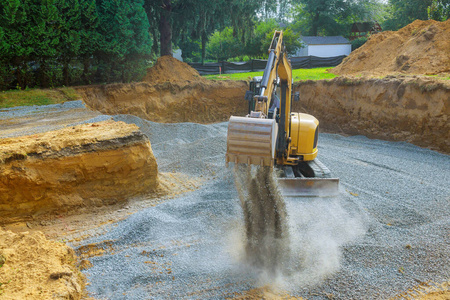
96, 0, 151, 82
79, 0, 100, 84
206, 19, 302, 61
428, 0, 450, 21
0, 0, 64, 88
56, 0, 81, 86
144, 0, 284, 62
291, 0, 385, 37
159, 0, 172, 56
292, 0, 353, 36
206, 27, 241, 61
383, 0, 433, 30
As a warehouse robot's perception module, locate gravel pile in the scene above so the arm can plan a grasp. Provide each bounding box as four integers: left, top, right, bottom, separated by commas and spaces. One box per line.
80, 114, 449, 299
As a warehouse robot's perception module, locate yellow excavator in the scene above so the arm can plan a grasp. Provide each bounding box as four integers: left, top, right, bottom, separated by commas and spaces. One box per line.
225, 31, 339, 197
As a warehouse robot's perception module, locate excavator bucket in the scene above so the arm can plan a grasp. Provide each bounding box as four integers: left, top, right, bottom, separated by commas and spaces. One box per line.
226, 116, 278, 167
226, 116, 340, 197
278, 177, 340, 198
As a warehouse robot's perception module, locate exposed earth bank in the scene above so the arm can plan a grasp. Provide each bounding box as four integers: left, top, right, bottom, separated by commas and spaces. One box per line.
0, 120, 158, 223
76, 80, 248, 124
75, 76, 449, 154
293, 76, 450, 154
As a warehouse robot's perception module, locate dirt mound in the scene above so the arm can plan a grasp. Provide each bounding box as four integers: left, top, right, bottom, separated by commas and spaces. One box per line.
76, 80, 248, 124
143, 55, 204, 84
333, 19, 450, 76
0, 229, 85, 299
0, 120, 158, 223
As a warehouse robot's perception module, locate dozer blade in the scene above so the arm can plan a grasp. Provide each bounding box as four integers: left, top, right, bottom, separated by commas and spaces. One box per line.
278, 177, 340, 197
226, 116, 278, 167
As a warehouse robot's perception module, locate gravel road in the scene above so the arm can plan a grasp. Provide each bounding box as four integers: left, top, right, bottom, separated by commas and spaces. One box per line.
1, 102, 448, 299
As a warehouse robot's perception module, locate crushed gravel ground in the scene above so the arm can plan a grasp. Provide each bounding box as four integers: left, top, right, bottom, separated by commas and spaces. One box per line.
84, 114, 449, 299
1, 102, 448, 299
0, 100, 110, 138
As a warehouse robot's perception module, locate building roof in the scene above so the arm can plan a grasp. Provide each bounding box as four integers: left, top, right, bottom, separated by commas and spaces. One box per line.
301, 36, 350, 45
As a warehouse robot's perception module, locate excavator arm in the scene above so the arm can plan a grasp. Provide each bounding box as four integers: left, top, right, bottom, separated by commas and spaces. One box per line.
225, 30, 339, 197
226, 31, 295, 167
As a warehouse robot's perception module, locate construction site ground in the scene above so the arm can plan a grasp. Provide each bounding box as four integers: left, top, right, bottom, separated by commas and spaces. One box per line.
1, 19, 450, 298
0, 98, 448, 299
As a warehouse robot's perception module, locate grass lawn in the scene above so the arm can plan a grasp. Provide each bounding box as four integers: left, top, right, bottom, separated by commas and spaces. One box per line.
0, 87, 81, 109
204, 67, 337, 82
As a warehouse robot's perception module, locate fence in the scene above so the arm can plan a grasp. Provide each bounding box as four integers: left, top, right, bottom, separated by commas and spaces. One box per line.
188, 55, 346, 75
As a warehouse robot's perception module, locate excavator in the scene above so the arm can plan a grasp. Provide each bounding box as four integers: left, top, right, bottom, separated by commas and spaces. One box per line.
225, 31, 339, 197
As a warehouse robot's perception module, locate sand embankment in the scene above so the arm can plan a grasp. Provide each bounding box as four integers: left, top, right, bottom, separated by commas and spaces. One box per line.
0, 120, 158, 223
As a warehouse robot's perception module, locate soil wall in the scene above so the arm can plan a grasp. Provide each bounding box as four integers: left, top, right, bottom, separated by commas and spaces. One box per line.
76, 76, 449, 153
76, 80, 249, 124
0, 121, 158, 222
293, 77, 449, 153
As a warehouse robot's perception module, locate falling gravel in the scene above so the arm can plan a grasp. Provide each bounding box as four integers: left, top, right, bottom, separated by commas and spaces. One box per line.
233, 165, 290, 275
76, 114, 449, 299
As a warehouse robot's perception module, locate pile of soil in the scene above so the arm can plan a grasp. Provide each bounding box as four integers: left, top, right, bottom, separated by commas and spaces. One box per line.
0, 120, 158, 222
0, 229, 85, 299
143, 55, 205, 84
333, 19, 450, 76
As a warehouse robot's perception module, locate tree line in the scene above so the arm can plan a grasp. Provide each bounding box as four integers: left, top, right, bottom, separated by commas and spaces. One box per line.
0, 0, 448, 90
0, 0, 151, 90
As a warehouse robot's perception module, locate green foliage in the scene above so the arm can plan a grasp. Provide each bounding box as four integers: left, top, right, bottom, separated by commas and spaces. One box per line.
291, 0, 389, 37
383, 0, 433, 30
206, 27, 241, 61
95, 0, 151, 82
351, 37, 368, 50
205, 19, 302, 61
428, 0, 450, 21
0, 0, 151, 90
292, 0, 354, 36
205, 67, 337, 81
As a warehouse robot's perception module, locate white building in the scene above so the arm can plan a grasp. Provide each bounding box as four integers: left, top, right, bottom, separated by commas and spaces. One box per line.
295, 36, 351, 57
173, 49, 183, 61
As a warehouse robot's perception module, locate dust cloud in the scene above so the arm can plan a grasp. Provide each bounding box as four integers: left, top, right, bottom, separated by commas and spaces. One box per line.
233, 164, 366, 287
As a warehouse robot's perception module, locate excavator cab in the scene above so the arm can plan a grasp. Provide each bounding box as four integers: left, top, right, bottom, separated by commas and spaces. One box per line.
226, 31, 339, 197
